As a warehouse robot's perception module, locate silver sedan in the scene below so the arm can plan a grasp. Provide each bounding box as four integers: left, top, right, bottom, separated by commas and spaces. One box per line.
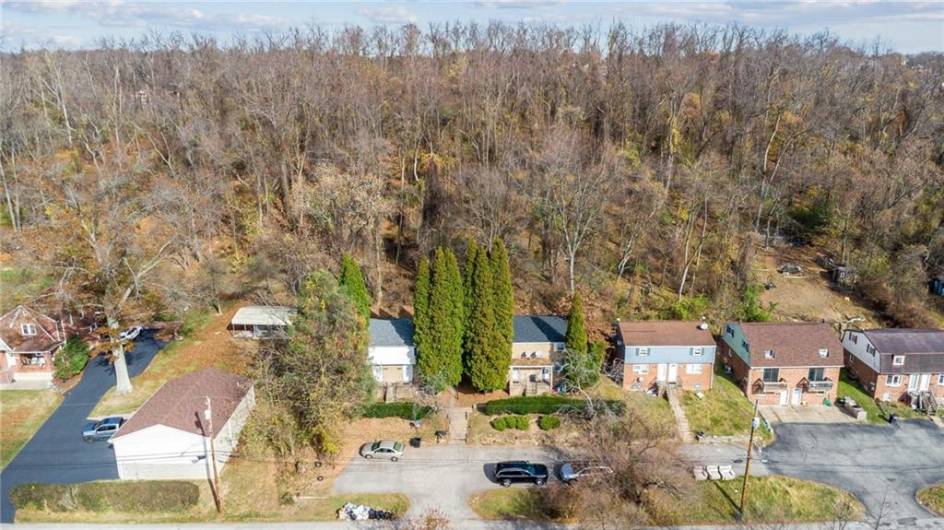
359, 440, 405, 461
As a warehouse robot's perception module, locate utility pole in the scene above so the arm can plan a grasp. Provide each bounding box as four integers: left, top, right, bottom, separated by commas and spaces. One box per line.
739, 399, 759, 517
204, 396, 223, 514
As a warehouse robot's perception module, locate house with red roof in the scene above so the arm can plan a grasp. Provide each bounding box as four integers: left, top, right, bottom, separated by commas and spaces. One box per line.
0, 305, 64, 384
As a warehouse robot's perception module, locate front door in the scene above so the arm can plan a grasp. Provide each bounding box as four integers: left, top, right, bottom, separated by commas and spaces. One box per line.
657, 364, 667, 382
779, 390, 789, 405
908, 374, 920, 392
667, 363, 678, 383
792, 387, 802, 405
918, 373, 931, 391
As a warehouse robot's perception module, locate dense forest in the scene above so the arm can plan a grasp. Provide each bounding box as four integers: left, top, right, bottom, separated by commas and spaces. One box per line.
2, 22, 943, 333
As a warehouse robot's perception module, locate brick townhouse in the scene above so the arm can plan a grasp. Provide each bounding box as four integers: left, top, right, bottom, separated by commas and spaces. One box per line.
615, 320, 716, 391
720, 322, 842, 406
842, 328, 944, 404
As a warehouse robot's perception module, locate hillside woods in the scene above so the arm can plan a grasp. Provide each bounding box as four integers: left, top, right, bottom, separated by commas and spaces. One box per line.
2, 23, 943, 332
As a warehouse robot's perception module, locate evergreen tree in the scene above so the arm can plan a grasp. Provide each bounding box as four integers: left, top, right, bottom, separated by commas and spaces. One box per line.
421, 248, 464, 391
564, 293, 588, 355
443, 248, 465, 361
562, 293, 600, 389
467, 248, 509, 391
462, 239, 481, 360
339, 254, 371, 321
489, 238, 514, 346
413, 256, 431, 365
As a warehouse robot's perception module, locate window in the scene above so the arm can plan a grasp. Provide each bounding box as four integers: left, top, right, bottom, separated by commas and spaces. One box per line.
938, 374, 944, 386
691, 346, 704, 357
541, 367, 551, 381
554, 343, 565, 352
762, 368, 780, 383
20, 323, 37, 336
886, 374, 902, 386
866, 345, 876, 355
637, 347, 650, 357
808, 367, 825, 381
633, 365, 648, 375
371, 365, 383, 382
849, 333, 858, 344
818, 349, 829, 358
764, 349, 775, 359
726, 325, 734, 336
511, 369, 520, 382
742, 340, 750, 351
892, 355, 905, 366
686, 363, 703, 375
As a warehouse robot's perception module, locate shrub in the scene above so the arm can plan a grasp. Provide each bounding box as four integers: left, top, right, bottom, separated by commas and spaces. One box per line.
538, 415, 561, 430
513, 415, 530, 430
361, 402, 432, 421
53, 337, 91, 380
11, 481, 199, 513
481, 396, 623, 416
490, 416, 508, 431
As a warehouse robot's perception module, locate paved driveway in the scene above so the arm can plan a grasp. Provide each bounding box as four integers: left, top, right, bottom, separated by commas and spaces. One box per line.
764, 421, 944, 524
0, 331, 165, 523
333, 444, 562, 521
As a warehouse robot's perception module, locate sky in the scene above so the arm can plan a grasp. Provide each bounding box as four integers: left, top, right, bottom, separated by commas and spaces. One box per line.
1, 0, 942, 53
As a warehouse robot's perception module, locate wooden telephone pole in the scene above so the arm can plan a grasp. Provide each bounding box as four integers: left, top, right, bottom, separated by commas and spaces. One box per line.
204, 396, 223, 514
739, 399, 760, 517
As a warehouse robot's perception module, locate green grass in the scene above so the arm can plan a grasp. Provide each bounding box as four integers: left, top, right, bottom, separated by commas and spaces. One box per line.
0, 391, 62, 469
468, 488, 548, 521
917, 483, 944, 516
683, 476, 864, 524
680, 365, 772, 442
837, 369, 927, 424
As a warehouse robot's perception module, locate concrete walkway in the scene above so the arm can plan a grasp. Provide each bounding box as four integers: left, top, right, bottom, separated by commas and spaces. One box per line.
666, 387, 694, 442
446, 406, 471, 444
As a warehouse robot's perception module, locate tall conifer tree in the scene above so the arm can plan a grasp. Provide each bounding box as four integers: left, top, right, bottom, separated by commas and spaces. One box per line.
489, 238, 514, 347
339, 254, 371, 321
467, 248, 509, 391
413, 256, 431, 366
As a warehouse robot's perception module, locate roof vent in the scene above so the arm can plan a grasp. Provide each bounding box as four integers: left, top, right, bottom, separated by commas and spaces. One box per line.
765, 350, 775, 359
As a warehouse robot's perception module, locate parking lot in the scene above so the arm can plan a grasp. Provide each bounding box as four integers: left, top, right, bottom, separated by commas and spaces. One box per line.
760, 404, 859, 424
764, 421, 944, 524
0, 332, 164, 523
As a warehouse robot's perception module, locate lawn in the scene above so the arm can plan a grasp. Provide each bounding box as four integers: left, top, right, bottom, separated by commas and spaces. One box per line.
0, 390, 62, 468
92, 307, 243, 416
917, 483, 944, 516
680, 365, 772, 442
683, 475, 864, 524
468, 488, 548, 521
837, 369, 927, 424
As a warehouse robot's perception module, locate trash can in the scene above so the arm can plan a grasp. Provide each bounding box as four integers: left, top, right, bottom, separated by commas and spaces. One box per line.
410, 437, 422, 448
888, 413, 897, 424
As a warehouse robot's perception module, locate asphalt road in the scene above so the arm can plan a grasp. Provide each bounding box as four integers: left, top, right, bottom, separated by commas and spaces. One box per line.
0, 331, 165, 523
764, 421, 944, 524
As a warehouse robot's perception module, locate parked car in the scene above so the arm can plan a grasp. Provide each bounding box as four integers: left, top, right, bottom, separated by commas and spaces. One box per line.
83, 416, 124, 442
494, 461, 549, 487
119, 326, 143, 341
360, 440, 404, 461
559, 461, 614, 483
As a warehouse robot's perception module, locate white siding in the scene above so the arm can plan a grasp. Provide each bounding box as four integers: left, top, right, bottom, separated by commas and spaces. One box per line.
842, 330, 880, 372
113, 387, 255, 480
368, 345, 415, 366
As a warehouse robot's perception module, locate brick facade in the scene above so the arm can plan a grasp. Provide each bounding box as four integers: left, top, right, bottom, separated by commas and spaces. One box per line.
720, 345, 839, 405
621, 361, 714, 391
845, 350, 944, 403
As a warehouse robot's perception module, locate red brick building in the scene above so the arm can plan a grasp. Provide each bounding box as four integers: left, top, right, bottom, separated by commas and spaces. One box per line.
719, 322, 842, 406
842, 329, 944, 405
615, 320, 717, 391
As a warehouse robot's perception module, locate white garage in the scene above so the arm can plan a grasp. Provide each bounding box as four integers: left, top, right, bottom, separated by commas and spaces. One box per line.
368, 318, 416, 384
110, 368, 255, 480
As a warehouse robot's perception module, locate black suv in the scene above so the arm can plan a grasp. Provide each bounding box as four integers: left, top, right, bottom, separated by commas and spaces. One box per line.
494, 461, 549, 487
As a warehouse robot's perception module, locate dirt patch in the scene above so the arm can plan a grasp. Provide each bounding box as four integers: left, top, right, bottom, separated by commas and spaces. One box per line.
756, 246, 885, 326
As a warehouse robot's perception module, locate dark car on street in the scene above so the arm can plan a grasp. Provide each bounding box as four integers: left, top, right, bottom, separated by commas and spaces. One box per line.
494, 460, 549, 487
82, 416, 124, 442
559, 461, 614, 483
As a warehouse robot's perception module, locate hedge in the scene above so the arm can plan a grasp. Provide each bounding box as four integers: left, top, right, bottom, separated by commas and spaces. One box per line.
490, 415, 529, 431
490, 416, 509, 431
11, 481, 200, 513
480, 396, 623, 416
538, 415, 561, 430
361, 401, 433, 421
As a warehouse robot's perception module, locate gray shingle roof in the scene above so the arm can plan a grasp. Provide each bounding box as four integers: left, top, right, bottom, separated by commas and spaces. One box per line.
862, 329, 944, 354
369, 318, 414, 347
513, 315, 567, 343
